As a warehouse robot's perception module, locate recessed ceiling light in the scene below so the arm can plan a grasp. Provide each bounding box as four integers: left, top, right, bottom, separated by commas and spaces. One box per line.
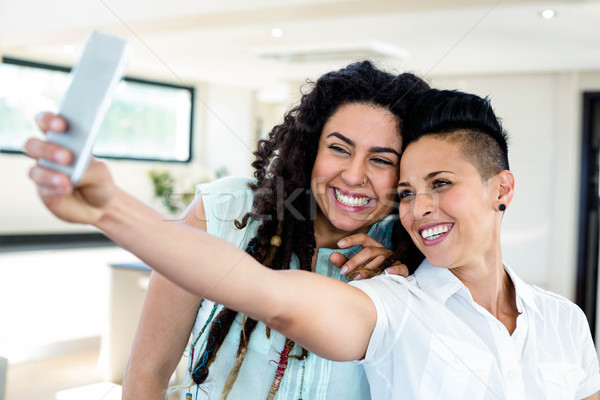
271, 28, 283, 38
541, 9, 556, 19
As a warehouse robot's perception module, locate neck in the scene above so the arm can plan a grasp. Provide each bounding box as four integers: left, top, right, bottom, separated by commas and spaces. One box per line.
312, 210, 371, 249
450, 255, 519, 334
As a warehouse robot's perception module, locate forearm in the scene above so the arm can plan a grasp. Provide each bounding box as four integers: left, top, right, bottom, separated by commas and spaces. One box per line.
95, 189, 374, 362
95, 188, 280, 323
121, 367, 171, 400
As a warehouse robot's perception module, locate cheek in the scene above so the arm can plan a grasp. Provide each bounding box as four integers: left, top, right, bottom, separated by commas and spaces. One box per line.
398, 203, 412, 227
399, 206, 422, 247
439, 190, 465, 214
372, 171, 399, 201
310, 154, 328, 184
440, 189, 486, 231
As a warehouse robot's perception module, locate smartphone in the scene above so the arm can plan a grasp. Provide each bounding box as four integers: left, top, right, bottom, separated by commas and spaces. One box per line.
39, 31, 131, 183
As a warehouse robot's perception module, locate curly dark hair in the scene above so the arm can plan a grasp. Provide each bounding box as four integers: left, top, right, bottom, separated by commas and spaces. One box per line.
191, 60, 430, 396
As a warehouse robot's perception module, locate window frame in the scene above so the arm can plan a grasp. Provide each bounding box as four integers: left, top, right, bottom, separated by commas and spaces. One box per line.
0, 56, 195, 163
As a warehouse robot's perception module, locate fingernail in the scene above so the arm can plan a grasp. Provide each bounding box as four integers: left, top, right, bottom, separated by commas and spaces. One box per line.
52, 175, 63, 185
340, 266, 348, 275
337, 239, 345, 247
54, 151, 69, 163
352, 275, 362, 281
49, 118, 63, 132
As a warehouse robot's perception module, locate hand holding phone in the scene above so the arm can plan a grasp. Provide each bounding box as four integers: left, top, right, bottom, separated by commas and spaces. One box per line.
39, 31, 131, 183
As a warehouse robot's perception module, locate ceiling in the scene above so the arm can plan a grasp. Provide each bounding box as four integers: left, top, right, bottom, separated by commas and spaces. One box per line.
1, 0, 599, 95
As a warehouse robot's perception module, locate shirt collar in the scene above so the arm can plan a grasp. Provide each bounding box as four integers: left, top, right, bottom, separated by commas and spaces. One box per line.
414, 260, 543, 319
504, 264, 542, 319
414, 260, 465, 304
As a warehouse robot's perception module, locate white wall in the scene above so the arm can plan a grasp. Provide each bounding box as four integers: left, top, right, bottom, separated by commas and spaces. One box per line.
202, 83, 256, 177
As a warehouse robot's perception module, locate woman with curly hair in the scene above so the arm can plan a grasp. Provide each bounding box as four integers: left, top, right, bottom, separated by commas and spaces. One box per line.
27, 61, 428, 399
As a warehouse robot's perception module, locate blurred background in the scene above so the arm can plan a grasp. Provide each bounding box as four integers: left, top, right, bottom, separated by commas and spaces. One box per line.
1, 0, 600, 398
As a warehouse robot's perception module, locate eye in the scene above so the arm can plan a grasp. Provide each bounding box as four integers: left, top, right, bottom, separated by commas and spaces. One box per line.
398, 189, 414, 201
329, 145, 349, 155
372, 157, 394, 166
432, 179, 451, 189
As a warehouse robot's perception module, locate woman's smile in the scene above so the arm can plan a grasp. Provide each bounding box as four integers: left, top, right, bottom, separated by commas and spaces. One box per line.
332, 187, 373, 209
418, 222, 454, 245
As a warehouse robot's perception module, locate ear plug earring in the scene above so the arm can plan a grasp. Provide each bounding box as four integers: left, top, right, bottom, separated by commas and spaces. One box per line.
498, 204, 506, 212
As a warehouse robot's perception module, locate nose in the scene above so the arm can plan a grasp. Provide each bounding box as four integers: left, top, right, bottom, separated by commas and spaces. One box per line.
413, 193, 435, 219
340, 158, 366, 187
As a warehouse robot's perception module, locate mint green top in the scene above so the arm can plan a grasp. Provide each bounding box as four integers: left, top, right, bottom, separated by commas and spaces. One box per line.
180, 176, 395, 400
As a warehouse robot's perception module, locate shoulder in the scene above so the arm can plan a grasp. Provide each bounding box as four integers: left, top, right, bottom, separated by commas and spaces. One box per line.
195, 177, 257, 235
528, 284, 589, 328
350, 273, 415, 304
196, 176, 256, 211
366, 214, 397, 248
506, 266, 587, 324
196, 176, 256, 198
530, 284, 579, 309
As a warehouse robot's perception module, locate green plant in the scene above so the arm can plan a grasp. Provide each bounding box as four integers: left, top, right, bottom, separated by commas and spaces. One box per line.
148, 167, 229, 214
148, 170, 195, 214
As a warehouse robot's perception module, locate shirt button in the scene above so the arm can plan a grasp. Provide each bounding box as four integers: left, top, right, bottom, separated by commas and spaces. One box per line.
508, 369, 518, 379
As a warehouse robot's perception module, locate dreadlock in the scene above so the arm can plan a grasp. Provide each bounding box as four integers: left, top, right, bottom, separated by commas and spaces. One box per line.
190, 60, 430, 397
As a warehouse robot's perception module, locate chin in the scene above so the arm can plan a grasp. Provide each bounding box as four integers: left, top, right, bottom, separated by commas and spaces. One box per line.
422, 255, 452, 269
331, 219, 367, 234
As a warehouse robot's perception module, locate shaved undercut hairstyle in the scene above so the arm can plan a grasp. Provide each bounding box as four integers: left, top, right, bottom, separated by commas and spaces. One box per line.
402, 89, 510, 180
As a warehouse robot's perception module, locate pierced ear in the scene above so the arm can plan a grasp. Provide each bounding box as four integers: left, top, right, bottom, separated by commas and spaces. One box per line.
496, 170, 515, 207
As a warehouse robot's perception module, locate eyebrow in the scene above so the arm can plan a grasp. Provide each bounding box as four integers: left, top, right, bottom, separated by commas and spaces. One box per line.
397, 170, 454, 187
326, 132, 400, 157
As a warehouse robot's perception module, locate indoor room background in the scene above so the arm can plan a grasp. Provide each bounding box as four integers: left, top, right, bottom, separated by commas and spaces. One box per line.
1, 1, 600, 399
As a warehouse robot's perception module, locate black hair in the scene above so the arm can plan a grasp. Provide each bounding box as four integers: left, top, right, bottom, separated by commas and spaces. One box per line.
403, 89, 509, 179
377, 89, 512, 275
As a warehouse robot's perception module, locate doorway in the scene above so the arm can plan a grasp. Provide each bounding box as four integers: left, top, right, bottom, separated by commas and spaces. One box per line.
577, 92, 600, 339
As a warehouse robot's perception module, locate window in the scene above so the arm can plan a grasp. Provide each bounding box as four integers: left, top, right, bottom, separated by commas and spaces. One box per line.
0, 57, 194, 162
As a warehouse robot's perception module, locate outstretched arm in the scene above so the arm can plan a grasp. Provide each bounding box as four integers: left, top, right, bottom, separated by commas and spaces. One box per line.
26, 113, 376, 362
95, 188, 375, 360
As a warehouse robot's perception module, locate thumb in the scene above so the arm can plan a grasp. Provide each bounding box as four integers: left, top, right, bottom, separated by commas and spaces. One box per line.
385, 262, 409, 278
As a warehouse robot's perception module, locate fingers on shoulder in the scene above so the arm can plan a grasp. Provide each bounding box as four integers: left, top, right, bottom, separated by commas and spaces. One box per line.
385, 262, 409, 278
338, 232, 384, 249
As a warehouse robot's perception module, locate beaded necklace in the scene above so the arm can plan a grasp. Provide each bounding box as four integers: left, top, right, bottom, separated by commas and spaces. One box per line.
185, 232, 314, 400
265, 239, 314, 400
184, 303, 219, 398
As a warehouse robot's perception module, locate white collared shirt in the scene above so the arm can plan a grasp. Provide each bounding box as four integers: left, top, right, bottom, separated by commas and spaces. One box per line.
351, 260, 600, 399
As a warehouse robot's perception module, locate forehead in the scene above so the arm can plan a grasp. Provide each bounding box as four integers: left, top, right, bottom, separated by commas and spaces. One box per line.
322, 103, 401, 146
399, 136, 472, 180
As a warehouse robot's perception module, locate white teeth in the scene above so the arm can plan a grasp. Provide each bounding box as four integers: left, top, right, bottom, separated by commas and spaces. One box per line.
334, 188, 370, 207
421, 225, 449, 240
